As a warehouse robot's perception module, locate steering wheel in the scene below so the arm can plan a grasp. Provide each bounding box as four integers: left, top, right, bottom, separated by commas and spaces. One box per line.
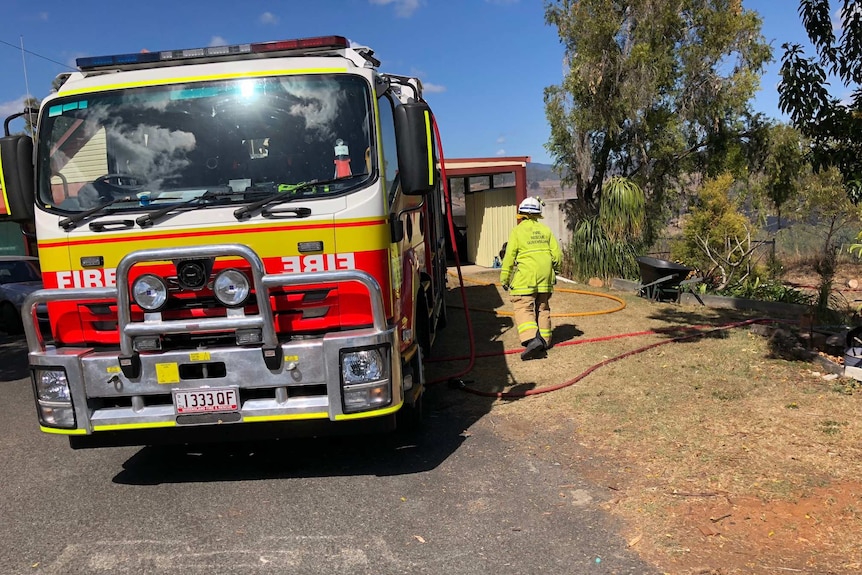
92, 173, 148, 196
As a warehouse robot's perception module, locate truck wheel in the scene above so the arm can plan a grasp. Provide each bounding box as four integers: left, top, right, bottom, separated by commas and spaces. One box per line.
415, 300, 432, 358
397, 349, 425, 433
1, 303, 23, 335
436, 295, 448, 330
397, 391, 423, 432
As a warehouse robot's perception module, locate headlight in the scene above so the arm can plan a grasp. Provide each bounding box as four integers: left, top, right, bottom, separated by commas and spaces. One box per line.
132, 274, 168, 311
343, 382, 391, 412
341, 348, 390, 413
341, 349, 384, 385
33, 369, 75, 428
34, 369, 71, 402
212, 269, 250, 307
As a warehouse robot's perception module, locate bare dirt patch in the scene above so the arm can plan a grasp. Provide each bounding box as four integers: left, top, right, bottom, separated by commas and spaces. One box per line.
431, 267, 862, 575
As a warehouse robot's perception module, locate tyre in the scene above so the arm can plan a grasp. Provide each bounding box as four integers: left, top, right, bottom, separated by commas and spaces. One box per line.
1, 303, 23, 335
415, 299, 432, 359
397, 348, 425, 433
397, 390, 424, 433
436, 294, 448, 330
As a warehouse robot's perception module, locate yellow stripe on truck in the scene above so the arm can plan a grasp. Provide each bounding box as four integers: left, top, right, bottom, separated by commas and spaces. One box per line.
59, 68, 348, 97
40, 426, 88, 435
0, 151, 12, 216
424, 110, 434, 186
38, 217, 387, 249
37, 219, 390, 272
243, 412, 329, 423
93, 421, 177, 431
334, 402, 402, 421
42, 402, 400, 433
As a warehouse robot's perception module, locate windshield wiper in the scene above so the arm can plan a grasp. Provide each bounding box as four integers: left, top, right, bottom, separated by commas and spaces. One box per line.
59, 196, 134, 232
233, 176, 364, 221
136, 187, 232, 229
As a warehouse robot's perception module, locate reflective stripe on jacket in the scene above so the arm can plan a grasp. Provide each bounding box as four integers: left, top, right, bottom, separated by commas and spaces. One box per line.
499, 218, 562, 295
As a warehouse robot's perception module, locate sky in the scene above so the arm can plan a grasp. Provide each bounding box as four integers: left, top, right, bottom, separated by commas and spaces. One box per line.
0, 0, 827, 166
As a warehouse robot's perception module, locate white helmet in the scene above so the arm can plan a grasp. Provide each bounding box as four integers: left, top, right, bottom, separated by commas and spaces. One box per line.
518, 196, 543, 217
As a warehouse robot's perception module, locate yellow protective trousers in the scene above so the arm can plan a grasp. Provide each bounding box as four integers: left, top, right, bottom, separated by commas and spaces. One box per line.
511, 293, 552, 345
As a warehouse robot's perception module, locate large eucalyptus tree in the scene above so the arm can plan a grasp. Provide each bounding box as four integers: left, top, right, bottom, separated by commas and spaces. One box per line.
544, 0, 772, 226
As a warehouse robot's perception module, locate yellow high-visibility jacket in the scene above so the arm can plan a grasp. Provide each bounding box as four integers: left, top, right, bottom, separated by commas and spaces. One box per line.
499, 217, 562, 295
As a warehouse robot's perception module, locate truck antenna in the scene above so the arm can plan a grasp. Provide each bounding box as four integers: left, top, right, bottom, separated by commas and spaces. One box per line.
20, 36, 32, 101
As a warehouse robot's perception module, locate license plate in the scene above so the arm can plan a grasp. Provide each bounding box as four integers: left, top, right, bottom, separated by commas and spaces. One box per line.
173, 387, 239, 414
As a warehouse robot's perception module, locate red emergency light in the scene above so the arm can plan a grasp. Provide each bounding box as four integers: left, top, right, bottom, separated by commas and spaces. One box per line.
77, 36, 351, 71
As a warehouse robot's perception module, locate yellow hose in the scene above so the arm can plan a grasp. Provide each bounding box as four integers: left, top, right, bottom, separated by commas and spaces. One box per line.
449, 272, 626, 317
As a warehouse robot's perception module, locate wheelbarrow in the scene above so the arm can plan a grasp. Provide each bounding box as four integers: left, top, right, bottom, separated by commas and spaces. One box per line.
635, 256, 700, 302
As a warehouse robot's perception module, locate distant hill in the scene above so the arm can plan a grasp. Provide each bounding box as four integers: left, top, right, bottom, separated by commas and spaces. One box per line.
527, 162, 561, 183
527, 162, 577, 199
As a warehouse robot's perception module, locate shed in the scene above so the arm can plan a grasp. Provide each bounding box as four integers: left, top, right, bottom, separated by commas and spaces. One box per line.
441, 156, 529, 267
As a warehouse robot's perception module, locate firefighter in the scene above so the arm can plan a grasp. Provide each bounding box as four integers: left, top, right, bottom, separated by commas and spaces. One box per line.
500, 197, 562, 361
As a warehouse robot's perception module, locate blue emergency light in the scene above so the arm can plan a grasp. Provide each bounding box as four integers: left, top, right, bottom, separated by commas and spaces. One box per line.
76, 36, 350, 71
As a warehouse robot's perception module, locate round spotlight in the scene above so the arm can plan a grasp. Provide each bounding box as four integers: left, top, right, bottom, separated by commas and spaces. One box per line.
212, 269, 250, 307
132, 274, 168, 311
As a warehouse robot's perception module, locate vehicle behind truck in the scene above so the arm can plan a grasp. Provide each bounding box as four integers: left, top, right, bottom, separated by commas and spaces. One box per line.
0, 35, 448, 448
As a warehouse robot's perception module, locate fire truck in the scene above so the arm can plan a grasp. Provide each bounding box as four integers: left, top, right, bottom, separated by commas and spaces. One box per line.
0, 35, 448, 448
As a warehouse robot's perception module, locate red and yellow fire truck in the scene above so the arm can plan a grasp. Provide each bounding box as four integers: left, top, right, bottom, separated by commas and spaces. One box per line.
0, 35, 448, 448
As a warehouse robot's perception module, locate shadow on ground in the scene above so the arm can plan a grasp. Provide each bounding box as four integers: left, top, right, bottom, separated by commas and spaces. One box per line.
114, 281, 513, 485
113, 382, 472, 485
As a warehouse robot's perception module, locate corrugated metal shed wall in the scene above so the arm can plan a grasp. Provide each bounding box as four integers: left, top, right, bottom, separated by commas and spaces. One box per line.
465, 186, 517, 267
50, 128, 108, 202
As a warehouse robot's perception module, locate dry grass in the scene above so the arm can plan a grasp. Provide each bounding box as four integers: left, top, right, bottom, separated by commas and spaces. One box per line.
429, 268, 862, 574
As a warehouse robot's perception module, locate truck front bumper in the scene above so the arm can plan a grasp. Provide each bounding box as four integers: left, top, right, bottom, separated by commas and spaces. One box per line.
23, 244, 401, 442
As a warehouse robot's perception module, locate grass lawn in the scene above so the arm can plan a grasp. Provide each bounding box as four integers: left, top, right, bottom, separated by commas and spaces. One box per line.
428, 268, 862, 575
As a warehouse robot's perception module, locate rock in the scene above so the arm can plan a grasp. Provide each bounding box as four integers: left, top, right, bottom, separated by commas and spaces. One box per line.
769, 327, 813, 361
750, 324, 775, 337
588, 277, 603, 288
848, 279, 859, 289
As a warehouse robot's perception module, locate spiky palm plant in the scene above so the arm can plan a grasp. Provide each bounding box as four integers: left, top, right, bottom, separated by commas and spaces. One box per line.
567, 176, 645, 281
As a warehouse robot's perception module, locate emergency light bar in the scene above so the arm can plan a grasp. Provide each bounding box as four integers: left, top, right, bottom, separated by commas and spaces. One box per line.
77, 35, 351, 71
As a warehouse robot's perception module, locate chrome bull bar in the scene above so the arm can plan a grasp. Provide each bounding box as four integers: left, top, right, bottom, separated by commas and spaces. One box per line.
22, 243, 388, 357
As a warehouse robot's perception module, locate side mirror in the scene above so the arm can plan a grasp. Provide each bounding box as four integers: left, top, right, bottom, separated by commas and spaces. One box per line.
394, 102, 437, 196
0, 135, 36, 223
389, 216, 404, 243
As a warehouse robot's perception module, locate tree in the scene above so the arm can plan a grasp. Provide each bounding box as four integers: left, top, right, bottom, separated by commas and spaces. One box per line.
761, 124, 806, 230
795, 165, 862, 255
566, 176, 645, 281
22, 96, 39, 135
544, 0, 772, 231
778, 0, 862, 202
794, 165, 862, 317
672, 173, 756, 290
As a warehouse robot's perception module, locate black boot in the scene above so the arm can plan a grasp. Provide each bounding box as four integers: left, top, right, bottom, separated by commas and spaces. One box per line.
520, 336, 547, 361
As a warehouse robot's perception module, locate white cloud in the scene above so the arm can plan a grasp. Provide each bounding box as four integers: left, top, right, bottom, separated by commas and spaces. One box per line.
496, 136, 506, 144
422, 82, 446, 93
369, 0, 421, 18
37, 12, 49, 21
0, 97, 27, 118
209, 36, 227, 47
260, 12, 279, 25
496, 148, 507, 156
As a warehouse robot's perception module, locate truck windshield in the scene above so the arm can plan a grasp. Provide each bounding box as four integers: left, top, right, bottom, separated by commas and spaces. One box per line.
37, 74, 374, 213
